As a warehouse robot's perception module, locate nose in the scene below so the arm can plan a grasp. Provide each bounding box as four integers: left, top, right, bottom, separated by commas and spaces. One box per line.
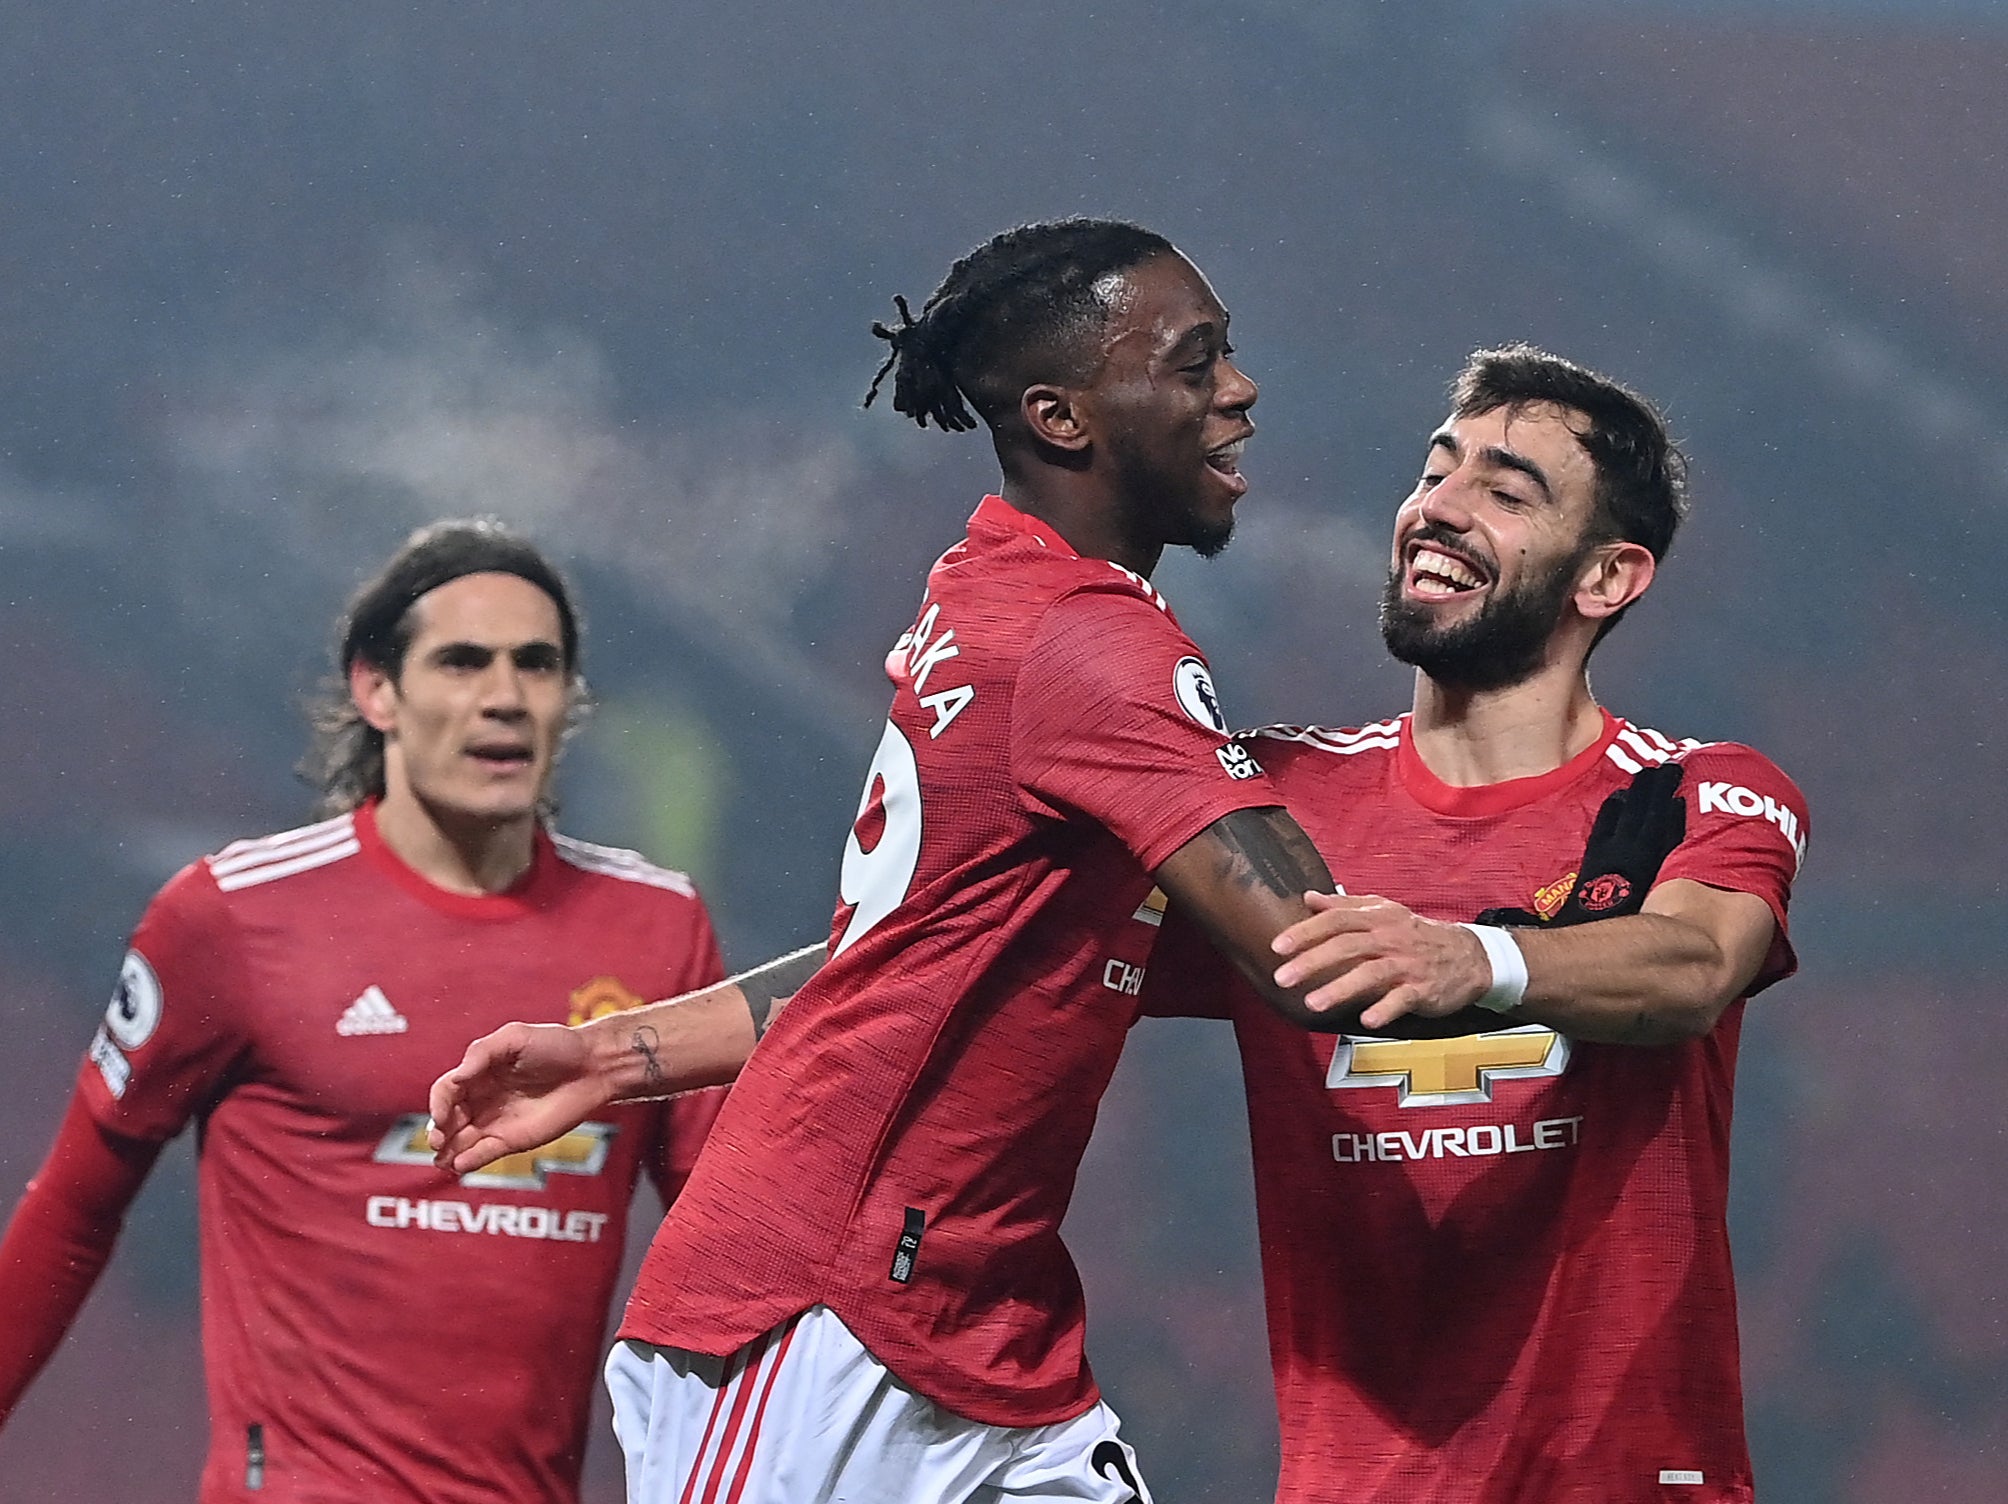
1217, 355, 1257, 414
1416, 469, 1475, 530
481, 660, 529, 717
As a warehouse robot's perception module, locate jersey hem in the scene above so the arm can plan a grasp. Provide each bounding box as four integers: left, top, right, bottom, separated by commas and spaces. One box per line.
617, 1299, 1106, 1430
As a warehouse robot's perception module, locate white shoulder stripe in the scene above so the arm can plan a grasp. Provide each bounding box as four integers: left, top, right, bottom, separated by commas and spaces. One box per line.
210, 814, 356, 878
1103, 561, 1171, 613
1605, 722, 1712, 776
552, 834, 697, 897
214, 836, 361, 891
1249, 719, 1403, 757
1614, 728, 1676, 767
1317, 718, 1403, 744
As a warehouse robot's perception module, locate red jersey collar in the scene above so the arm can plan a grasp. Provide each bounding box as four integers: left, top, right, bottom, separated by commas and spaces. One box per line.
969, 494, 1081, 558
355, 797, 554, 920
1396, 708, 1624, 817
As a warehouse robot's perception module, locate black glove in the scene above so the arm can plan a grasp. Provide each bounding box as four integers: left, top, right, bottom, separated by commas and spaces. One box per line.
1475, 763, 1687, 928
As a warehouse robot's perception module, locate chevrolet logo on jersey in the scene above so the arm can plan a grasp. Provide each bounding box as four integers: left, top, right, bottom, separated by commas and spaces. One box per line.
373, 1114, 617, 1189
1326, 1026, 1570, 1108
568, 975, 648, 1026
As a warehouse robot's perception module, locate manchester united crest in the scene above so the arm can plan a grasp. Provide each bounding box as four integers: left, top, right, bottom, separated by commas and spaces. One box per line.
567, 975, 649, 1026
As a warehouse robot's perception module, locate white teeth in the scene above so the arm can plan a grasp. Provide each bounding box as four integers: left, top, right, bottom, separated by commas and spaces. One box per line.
1412, 547, 1482, 590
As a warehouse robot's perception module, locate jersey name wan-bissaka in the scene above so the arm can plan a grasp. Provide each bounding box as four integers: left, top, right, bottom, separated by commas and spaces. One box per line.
890, 600, 976, 739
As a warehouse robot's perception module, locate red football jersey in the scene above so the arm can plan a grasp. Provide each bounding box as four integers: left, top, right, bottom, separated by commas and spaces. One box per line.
74, 801, 725, 1504
1144, 711, 1804, 1504
621, 495, 1280, 1426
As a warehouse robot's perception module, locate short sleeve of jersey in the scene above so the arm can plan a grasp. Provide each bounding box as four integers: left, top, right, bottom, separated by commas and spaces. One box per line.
1659, 743, 1808, 994
1012, 586, 1280, 870
1136, 903, 1239, 1020
77, 863, 254, 1143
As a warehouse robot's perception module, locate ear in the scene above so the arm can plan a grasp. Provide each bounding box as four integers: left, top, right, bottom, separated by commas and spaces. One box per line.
350, 657, 400, 734
1573, 541, 1656, 623
1020, 383, 1094, 454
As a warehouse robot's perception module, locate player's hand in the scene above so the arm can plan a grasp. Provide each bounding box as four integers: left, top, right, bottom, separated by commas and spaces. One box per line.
427, 1022, 604, 1176
1476, 764, 1687, 929
1271, 892, 1493, 1029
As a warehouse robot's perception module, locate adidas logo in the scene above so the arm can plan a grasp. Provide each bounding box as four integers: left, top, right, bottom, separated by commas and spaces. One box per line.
337, 986, 409, 1037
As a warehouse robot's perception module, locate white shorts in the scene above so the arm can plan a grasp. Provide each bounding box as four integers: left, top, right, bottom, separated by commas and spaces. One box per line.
603, 1306, 1155, 1504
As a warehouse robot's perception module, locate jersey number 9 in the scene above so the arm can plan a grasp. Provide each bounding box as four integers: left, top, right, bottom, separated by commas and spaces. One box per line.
834, 721, 924, 956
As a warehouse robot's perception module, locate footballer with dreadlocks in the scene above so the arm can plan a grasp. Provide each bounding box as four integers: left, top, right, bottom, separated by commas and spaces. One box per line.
428, 220, 1530, 1503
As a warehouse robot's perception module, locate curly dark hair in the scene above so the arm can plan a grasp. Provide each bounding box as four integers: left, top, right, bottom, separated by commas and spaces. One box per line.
300, 518, 585, 815
1451, 344, 1689, 642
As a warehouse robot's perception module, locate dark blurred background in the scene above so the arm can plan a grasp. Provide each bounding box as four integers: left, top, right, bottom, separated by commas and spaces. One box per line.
1, 1, 2002, 1498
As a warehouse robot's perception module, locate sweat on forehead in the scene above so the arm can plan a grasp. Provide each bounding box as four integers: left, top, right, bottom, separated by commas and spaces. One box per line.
1089, 268, 1134, 309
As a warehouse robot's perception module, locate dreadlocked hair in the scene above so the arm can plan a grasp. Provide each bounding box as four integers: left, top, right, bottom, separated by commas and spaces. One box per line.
863, 218, 1176, 432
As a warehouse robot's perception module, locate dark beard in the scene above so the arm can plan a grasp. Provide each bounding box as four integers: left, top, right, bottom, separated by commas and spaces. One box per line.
1108, 435, 1236, 559
1183, 508, 1234, 559
1379, 540, 1591, 691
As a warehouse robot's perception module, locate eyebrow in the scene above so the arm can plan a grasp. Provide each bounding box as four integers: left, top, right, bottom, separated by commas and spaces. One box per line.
1167, 315, 1229, 360
1427, 429, 1555, 503
429, 638, 564, 661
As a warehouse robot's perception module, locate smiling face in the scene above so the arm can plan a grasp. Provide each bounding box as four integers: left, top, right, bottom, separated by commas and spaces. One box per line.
1381, 401, 1620, 690
1083, 252, 1258, 558
351, 572, 570, 830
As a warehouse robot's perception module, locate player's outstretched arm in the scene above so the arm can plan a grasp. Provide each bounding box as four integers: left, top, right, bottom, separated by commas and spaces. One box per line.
1153, 806, 1492, 1034
0, 1094, 160, 1426
428, 943, 823, 1176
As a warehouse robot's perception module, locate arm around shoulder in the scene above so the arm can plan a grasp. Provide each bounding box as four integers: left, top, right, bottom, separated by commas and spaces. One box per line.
1152, 806, 1363, 1031
1509, 878, 1780, 1045
1505, 740, 1807, 1044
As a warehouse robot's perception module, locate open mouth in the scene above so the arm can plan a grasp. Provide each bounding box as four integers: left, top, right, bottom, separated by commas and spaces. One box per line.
1405, 542, 1490, 599
467, 744, 535, 770
1205, 435, 1250, 494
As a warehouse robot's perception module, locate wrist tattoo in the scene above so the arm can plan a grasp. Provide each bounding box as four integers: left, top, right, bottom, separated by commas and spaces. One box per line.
632, 1024, 665, 1091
